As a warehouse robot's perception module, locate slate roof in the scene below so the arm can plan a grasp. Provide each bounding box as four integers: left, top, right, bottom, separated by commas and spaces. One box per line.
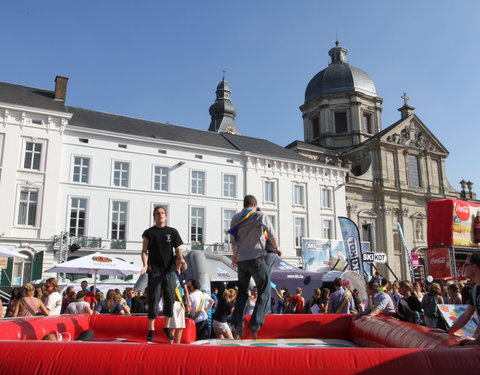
0, 80, 311, 163
0, 81, 67, 113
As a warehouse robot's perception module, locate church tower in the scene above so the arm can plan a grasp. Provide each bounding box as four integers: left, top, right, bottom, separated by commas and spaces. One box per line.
208, 74, 240, 135
300, 42, 383, 149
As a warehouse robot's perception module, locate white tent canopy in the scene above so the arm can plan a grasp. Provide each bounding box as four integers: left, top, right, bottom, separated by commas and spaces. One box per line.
0, 247, 28, 259
46, 252, 142, 292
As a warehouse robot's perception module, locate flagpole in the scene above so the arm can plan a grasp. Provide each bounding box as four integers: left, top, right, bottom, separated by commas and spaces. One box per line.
93, 270, 98, 295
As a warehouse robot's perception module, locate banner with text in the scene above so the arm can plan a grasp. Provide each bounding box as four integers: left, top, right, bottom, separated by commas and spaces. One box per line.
338, 217, 365, 278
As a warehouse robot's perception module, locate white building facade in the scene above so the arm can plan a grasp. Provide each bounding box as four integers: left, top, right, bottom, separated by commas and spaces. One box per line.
0, 76, 346, 288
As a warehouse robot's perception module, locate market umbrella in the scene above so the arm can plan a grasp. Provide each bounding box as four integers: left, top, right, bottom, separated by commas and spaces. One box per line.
0, 246, 28, 259
45, 252, 142, 293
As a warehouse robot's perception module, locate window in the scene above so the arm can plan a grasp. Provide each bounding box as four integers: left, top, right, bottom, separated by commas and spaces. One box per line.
24, 142, 42, 170
113, 162, 129, 187
191, 207, 204, 244
72, 157, 90, 183
267, 215, 276, 232
264, 181, 276, 203
111, 201, 127, 241
362, 114, 372, 134
294, 217, 305, 248
294, 185, 304, 206
323, 219, 332, 239
334, 112, 348, 133
191, 171, 205, 195
17, 189, 38, 226
322, 188, 332, 208
69, 198, 87, 236
154, 166, 169, 191
223, 175, 236, 198
223, 209, 236, 244
407, 154, 421, 188
311, 117, 320, 139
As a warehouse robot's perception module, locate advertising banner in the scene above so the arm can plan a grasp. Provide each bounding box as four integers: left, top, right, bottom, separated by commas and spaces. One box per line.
302, 239, 348, 273
427, 199, 480, 248
452, 200, 480, 246
426, 247, 454, 279
411, 253, 419, 266
338, 217, 365, 277
302, 239, 371, 275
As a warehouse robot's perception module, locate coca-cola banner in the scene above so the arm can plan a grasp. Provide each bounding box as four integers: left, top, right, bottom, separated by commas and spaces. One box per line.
426, 247, 454, 279
428, 199, 480, 248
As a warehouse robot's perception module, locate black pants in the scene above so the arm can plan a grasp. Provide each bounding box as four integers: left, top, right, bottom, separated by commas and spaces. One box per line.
147, 271, 175, 320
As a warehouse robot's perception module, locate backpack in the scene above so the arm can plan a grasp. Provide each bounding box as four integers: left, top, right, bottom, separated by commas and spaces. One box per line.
423, 293, 439, 319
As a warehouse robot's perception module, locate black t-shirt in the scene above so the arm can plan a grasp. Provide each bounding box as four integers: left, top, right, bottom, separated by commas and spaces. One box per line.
213, 297, 234, 323
142, 226, 183, 273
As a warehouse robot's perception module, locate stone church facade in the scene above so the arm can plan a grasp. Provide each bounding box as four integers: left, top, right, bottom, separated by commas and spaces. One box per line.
287, 42, 473, 280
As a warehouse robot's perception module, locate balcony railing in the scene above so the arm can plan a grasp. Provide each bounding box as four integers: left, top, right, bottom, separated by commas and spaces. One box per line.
70, 236, 102, 249
110, 239, 126, 249
190, 242, 233, 253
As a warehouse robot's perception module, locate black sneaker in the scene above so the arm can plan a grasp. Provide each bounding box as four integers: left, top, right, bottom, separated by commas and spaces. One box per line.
251, 329, 257, 340
146, 330, 154, 341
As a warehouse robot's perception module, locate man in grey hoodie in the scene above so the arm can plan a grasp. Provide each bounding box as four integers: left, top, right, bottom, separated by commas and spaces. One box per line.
229, 195, 280, 339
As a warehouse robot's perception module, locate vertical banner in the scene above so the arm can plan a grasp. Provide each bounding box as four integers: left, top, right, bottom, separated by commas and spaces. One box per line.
397, 221, 415, 282
338, 217, 365, 278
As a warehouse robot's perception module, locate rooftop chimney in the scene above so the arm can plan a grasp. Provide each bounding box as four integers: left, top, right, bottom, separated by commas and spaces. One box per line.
54, 76, 69, 101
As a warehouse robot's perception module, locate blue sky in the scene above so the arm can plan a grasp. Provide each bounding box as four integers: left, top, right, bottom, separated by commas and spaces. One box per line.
2, 1, 479, 193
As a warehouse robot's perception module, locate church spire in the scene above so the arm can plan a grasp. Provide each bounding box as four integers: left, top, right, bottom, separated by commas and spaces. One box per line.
208, 73, 240, 134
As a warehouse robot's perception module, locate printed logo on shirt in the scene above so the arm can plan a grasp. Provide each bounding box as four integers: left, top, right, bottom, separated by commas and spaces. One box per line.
166, 234, 171, 243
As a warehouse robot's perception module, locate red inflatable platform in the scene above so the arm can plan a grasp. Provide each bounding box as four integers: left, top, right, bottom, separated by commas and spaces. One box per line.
0, 313, 478, 374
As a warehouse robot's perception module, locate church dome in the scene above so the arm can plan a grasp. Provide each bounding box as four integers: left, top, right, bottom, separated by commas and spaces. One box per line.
305, 43, 377, 104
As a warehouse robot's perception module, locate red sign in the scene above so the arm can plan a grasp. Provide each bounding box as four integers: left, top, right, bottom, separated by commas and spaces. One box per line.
426, 247, 451, 279
411, 253, 419, 266
92, 256, 112, 263
455, 202, 471, 222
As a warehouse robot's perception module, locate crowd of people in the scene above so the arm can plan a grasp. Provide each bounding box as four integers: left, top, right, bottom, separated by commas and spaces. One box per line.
1, 260, 479, 345
1, 195, 479, 346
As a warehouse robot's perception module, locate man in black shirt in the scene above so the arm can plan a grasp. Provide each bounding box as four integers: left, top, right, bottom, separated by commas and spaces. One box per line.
141, 205, 185, 342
